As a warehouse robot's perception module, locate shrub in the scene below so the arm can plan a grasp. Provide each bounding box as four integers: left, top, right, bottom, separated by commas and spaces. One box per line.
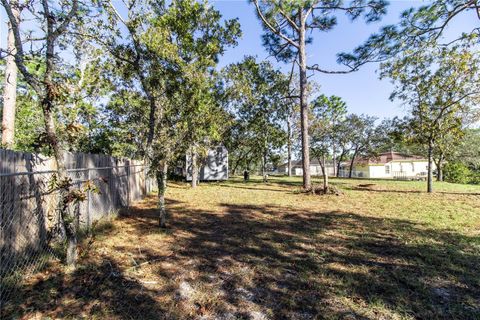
443, 162, 472, 184
469, 170, 480, 185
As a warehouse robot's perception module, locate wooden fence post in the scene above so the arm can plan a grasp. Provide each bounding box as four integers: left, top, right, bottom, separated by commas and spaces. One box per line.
144, 165, 147, 195
127, 162, 131, 207
87, 168, 91, 230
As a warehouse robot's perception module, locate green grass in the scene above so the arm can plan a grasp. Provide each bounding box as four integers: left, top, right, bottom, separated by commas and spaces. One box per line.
4, 176, 480, 319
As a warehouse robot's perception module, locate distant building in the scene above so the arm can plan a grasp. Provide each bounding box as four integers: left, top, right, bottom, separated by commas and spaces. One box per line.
186, 145, 228, 181
339, 151, 434, 179
277, 159, 336, 176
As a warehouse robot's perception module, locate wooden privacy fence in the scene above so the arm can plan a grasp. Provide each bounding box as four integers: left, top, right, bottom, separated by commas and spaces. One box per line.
0, 149, 156, 308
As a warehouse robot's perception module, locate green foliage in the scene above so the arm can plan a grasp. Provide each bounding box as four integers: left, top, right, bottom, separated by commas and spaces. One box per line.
444, 162, 473, 185
346, 113, 378, 156
310, 94, 347, 160
96, 0, 241, 169
0, 40, 111, 154
373, 117, 418, 154
255, 0, 388, 66
381, 40, 480, 165
439, 129, 480, 185
341, 0, 480, 69
449, 129, 480, 171
221, 56, 289, 172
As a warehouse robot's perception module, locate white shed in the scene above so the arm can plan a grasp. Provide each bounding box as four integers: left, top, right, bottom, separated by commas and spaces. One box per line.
186, 145, 229, 181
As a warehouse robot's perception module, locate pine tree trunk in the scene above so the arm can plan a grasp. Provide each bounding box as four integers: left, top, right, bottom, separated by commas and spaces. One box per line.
157, 161, 168, 228
427, 140, 434, 193
191, 150, 198, 188
332, 143, 336, 177
298, 10, 311, 190
262, 148, 268, 182
287, 114, 292, 177
1, 3, 20, 148
337, 150, 345, 177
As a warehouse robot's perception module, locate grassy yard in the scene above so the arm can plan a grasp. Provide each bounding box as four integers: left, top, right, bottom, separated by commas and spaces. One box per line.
5, 176, 480, 319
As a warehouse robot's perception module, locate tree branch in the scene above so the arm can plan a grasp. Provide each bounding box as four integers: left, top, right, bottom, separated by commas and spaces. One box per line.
278, 8, 299, 31
0, 0, 42, 94
51, 0, 79, 40
307, 64, 356, 74
108, 0, 127, 25
252, 0, 299, 49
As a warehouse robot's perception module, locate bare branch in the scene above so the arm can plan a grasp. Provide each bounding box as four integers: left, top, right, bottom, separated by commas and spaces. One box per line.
307, 64, 357, 74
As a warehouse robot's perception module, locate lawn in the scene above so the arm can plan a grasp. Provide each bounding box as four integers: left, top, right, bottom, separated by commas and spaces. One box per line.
4, 176, 480, 319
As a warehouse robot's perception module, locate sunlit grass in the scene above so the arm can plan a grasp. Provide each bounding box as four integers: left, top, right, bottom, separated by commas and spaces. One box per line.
5, 175, 480, 319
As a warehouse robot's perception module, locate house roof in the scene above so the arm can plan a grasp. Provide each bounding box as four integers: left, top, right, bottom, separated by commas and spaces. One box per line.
355, 151, 425, 165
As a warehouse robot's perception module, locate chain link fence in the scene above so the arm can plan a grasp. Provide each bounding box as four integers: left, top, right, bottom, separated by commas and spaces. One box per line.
0, 150, 156, 313
337, 169, 370, 178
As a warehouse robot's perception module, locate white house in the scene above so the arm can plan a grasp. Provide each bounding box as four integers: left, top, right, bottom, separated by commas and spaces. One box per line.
276, 159, 336, 176
339, 151, 434, 179
186, 145, 229, 181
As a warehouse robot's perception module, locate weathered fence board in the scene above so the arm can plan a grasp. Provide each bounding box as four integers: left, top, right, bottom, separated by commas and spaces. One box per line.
0, 149, 156, 308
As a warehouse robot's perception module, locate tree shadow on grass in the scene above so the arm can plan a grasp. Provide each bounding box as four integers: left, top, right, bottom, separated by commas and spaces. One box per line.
124, 200, 480, 319
346, 185, 480, 196
5, 196, 480, 319
217, 183, 293, 193
3, 256, 170, 319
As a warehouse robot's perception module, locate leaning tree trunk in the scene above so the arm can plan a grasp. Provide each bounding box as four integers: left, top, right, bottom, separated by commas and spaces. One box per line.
157, 161, 168, 228
427, 140, 434, 193
349, 149, 358, 179
232, 157, 240, 177
3, 0, 80, 267
43, 24, 78, 265
320, 155, 328, 193
42, 98, 76, 266
298, 10, 311, 190
191, 150, 198, 188
435, 154, 444, 182
1, 3, 20, 148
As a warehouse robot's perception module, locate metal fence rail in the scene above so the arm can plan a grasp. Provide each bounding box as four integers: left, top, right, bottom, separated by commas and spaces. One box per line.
0, 150, 156, 312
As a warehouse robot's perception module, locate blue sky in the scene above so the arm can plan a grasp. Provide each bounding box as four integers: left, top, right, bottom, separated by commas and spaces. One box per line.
1, 1, 477, 120
212, 0, 478, 120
